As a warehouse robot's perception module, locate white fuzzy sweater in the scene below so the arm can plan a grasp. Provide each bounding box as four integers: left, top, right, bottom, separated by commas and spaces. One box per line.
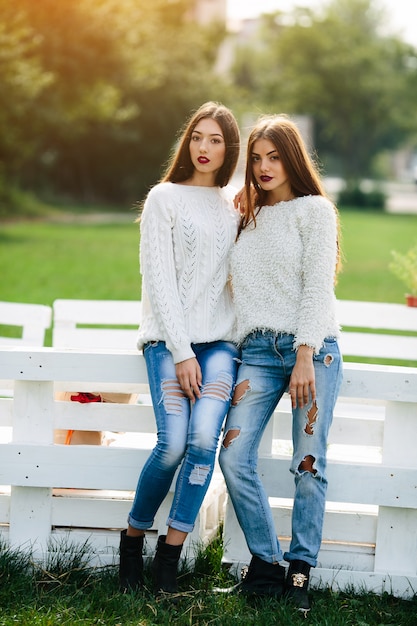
230, 195, 340, 353
137, 182, 239, 363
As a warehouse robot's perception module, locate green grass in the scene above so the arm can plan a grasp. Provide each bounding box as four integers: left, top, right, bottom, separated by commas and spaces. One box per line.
335, 210, 417, 302
0, 534, 416, 626
2, 208, 417, 359
1, 209, 416, 308
1, 219, 141, 305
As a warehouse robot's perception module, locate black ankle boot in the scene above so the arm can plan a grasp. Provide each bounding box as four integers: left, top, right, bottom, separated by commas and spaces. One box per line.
152, 535, 183, 595
240, 555, 286, 598
285, 559, 311, 614
119, 529, 144, 592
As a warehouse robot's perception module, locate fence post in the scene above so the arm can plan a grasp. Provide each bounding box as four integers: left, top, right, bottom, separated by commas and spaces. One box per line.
374, 400, 417, 575
9, 381, 54, 556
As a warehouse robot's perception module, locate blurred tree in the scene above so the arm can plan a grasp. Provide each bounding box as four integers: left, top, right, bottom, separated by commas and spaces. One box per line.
231, 0, 417, 180
2, 0, 227, 207
0, 1, 52, 177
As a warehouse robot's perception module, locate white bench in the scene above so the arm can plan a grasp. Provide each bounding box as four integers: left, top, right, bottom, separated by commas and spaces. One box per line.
336, 299, 417, 363
0, 301, 52, 347
0, 301, 52, 397
52, 298, 417, 364
52, 298, 142, 350
52, 298, 143, 440
0, 347, 415, 599
221, 360, 417, 599
0, 348, 227, 565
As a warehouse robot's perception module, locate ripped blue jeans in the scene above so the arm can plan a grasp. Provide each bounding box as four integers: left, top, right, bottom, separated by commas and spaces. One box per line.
219, 331, 342, 567
128, 340, 240, 534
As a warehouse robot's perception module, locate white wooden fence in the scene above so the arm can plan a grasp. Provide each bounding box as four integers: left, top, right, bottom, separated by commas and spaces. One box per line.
0, 347, 225, 565
0, 298, 416, 599
0, 301, 52, 348
222, 363, 417, 600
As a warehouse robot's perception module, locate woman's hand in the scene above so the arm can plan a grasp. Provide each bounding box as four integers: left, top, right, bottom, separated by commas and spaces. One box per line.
234, 184, 256, 212
289, 345, 316, 409
176, 357, 202, 402
234, 187, 246, 212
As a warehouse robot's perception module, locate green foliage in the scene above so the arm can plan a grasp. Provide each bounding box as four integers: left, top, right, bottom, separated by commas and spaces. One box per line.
229, 0, 417, 181
337, 182, 386, 210
0, 175, 56, 220
0, 1, 52, 173
0, 0, 229, 212
2, 0, 417, 214
389, 241, 417, 294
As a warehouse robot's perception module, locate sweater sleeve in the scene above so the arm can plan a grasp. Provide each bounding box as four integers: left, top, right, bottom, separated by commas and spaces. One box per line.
140, 186, 195, 363
293, 197, 338, 353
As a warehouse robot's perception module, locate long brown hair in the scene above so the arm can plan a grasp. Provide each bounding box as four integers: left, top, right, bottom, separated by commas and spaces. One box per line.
162, 101, 240, 187
242, 114, 342, 275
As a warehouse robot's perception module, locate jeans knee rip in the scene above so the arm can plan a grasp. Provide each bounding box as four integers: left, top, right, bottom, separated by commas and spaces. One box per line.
201, 371, 233, 402
231, 379, 250, 406
222, 428, 240, 448
297, 454, 317, 476
304, 400, 318, 435
189, 464, 210, 486
161, 378, 186, 415
324, 353, 333, 366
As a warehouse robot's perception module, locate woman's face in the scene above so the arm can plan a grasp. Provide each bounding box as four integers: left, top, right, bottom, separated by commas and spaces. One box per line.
189, 117, 226, 181
251, 137, 292, 202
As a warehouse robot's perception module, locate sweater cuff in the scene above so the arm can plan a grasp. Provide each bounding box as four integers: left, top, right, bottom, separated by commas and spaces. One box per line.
171, 344, 196, 365
293, 339, 320, 355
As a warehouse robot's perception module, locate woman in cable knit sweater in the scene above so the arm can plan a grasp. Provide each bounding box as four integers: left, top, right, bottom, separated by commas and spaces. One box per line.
119, 102, 241, 595
218, 114, 343, 614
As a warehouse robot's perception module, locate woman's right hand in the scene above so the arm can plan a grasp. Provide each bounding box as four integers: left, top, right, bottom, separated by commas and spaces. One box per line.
176, 357, 202, 402
289, 345, 316, 409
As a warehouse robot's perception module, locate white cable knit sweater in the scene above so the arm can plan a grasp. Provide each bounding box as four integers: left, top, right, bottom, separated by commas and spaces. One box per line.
230, 195, 340, 354
137, 182, 239, 363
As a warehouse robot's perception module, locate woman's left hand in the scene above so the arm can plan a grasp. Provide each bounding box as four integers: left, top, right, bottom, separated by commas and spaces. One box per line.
175, 357, 202, 402
289, 345, 316, 409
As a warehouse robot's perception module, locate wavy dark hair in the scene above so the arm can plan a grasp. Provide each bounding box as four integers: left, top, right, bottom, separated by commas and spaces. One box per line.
161, 101, 240, 187
241, 114, 342, 275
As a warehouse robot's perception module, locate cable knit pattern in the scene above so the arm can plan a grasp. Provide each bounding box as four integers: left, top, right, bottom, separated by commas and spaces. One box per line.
230, 195, 340, 354
137, 182, 239, 363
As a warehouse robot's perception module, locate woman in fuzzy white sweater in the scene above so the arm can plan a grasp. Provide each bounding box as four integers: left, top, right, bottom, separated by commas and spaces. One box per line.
118, 102, 241, 596
218, 114, 343, 615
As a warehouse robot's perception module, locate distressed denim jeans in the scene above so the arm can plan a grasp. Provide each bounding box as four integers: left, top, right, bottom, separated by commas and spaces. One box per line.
219, 331, 342, 567
128, 340, 240, 533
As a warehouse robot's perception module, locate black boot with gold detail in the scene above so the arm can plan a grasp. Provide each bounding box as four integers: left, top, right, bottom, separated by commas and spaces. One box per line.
285, 559, 311, 616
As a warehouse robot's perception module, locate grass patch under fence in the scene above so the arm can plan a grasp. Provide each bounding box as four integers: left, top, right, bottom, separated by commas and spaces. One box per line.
0, 534, 416, 625
1, 209, 417, 308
